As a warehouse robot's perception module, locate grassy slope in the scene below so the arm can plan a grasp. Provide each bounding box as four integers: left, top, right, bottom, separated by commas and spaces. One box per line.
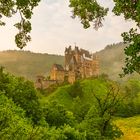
42, 85, 73, 109
115, 116, 140, 140
43, 78, 109, 109
41, 79, 140, 139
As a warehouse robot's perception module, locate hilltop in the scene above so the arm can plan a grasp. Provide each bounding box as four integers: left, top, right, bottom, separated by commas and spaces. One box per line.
0, 43, 139, 81
96, 42, 139, 81
0, 50, 64, 80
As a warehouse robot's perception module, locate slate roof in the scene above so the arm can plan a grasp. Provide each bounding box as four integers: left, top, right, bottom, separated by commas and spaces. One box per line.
80, 49, 92, 58
53, 64, 64, 71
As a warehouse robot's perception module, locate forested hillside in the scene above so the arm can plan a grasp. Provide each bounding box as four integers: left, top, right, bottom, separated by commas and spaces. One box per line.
96, 42, 139, 81
1, 67, 140, 139
0, 50, 64, 80
97, 42, 126, 80
0, 43, 139, 81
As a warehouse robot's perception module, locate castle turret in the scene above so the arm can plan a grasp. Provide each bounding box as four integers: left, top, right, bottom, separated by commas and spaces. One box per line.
92, 54, 99, 76
65, 46, 72, 71
64, 46, 99, 83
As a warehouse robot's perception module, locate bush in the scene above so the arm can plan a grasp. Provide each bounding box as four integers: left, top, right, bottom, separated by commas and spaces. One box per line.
0, 69, 44, 124
43, 100, 76, 127
0, 93, 33, 140
68, 81, 83, 98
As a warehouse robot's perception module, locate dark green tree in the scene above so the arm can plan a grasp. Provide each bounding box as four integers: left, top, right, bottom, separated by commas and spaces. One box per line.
117, 79, 140, 117
72, 96, 90, 122
112, 0, 140, 66
0, 0, 40, 49
78, 82, 123, 140
43, 100, 76, 127
70, 0, 140, 75
0, 67, 43, 124
68, 81, 83, 98
0, 93, 33, 139
69, 0, 108, 29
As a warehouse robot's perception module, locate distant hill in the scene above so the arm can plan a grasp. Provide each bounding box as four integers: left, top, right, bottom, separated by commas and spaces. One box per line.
96, 42, 139, 81
0, 50, 64, 80
0, 43, 139, 81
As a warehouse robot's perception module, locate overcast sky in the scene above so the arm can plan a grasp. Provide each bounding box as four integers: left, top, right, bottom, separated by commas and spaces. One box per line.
0, 0, 136, 55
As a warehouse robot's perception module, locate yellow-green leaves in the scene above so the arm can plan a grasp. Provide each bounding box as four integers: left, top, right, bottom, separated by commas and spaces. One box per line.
0, 0, 40, 49
69, 0, 108, 29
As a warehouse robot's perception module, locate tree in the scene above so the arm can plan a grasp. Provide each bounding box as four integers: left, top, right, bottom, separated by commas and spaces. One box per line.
0, 0, 140, 74
0, 0, 40, 49
0, 67, 44, 124
70, 0, 140, 76
77, 82, 123, 140
0, 93, 33, 139
117, 79, 140, 117
93, 83, 123, 139
68, 81, 83, 98
43, 100, 76, 127
69, 0, 108, 29
72, 96, 90, 122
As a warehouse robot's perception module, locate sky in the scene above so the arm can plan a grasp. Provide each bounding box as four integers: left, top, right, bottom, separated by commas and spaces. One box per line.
0, 0, 136, 55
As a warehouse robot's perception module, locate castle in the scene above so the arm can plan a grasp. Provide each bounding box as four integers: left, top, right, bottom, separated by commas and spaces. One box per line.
35, 46, 99, 89
50, 46, 99, 84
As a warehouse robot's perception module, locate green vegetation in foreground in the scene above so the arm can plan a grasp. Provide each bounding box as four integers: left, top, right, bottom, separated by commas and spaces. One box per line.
44, 78, 109, 109
1, 67, 140, 139
41, 76, 140, 139
115, 116, 140, 140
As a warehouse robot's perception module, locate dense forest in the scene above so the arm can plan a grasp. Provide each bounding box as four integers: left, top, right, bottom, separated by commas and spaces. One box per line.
0, 65, 140, 139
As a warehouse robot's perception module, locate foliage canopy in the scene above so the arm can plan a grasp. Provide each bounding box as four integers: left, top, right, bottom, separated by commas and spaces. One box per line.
1, 65, 140, 139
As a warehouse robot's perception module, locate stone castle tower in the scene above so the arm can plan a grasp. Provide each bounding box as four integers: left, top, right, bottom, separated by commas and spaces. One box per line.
64, 46, 99, 83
